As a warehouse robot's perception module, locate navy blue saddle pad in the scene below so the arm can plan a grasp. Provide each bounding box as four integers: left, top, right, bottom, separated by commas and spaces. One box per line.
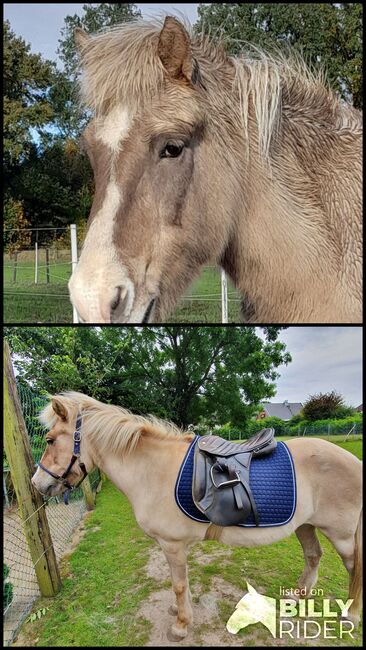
175, 435, 296, 527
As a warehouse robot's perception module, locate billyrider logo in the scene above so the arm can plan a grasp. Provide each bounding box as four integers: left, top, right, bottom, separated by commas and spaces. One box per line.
226, 583, 355, 640
226, 583, 276, 637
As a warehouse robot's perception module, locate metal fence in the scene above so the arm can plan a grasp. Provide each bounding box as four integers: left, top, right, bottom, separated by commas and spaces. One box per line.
4, 226, 241, 323
3, 383, 101, 646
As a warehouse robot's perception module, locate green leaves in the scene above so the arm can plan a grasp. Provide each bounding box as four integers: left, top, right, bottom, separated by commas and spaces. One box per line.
27, 607, 49, 623
5, 326, 290, 430
196, 3, 362, 108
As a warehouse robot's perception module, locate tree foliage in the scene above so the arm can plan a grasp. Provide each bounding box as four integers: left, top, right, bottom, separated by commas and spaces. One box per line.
3, 20, 55, 171
5, 326, 291, 429
4, 4, 141, 241
302, 391, 349, 421
3, 198, 31, 253
196, 3, 362, 108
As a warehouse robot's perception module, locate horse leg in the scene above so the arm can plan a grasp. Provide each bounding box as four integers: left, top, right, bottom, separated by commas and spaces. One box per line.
320, 514, 362, 627
295, 524, 322, 596
158, 538, 193, 639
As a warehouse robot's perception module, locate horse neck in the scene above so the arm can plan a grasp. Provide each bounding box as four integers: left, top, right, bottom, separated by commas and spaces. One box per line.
89, 433, 191, 506
221, 140, 355, 321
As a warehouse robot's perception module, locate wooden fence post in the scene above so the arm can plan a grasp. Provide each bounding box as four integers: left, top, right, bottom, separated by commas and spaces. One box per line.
3, 340, 61, 597
81, 477, 95, 511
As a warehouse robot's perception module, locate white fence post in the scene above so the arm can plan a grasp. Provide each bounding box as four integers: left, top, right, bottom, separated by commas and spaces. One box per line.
70, 224, 79, 324
221, 268, 228, 323
34, 242, 38, 284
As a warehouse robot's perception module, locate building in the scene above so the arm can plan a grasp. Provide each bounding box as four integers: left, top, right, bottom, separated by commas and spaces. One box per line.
257, 400, 303, 421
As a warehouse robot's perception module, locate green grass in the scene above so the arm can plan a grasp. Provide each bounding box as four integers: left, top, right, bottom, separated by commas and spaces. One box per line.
4, 284, 72, 323
18, 481, 156, 646
17, 437, 362, 646
4, 265, 241, 323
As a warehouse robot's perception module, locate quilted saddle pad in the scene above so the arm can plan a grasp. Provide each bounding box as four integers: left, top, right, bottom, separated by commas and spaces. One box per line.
175, 435, 297, 527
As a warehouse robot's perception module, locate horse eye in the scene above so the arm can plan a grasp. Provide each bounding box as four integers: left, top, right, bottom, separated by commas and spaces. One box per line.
160, 142, 184, 159
46, 439, 54, 445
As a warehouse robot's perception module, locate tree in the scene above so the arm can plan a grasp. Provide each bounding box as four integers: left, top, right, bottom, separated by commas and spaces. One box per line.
5, 326, 291, 429
3, 21, 55, 171
4, 5, 142, 240
302, 391, 352, 421
3, 198, 31, 253
196, 3, 362, 108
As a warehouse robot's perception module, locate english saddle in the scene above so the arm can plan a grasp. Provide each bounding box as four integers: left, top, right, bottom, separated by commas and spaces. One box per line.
192, 428, 276, 527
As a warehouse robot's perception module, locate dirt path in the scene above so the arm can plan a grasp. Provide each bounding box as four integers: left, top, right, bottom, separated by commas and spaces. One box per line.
138, 545, 361, 647
138, 545, 258, 646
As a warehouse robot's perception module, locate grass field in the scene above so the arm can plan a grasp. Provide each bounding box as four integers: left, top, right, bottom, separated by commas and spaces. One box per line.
15, 438, 362, 646
4, 258, 241, 323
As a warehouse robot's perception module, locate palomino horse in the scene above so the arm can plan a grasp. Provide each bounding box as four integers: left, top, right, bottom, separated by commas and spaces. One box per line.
68, 17, 362, 324
32, 393, 362, 639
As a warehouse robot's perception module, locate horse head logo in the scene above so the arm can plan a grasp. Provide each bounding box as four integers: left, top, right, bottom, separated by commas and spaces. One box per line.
226, 582, 277, 637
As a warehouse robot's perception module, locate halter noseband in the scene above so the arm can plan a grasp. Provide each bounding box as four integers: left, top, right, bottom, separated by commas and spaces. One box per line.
37, 413, 88, 504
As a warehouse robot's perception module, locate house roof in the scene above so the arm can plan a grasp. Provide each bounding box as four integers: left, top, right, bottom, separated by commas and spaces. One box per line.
260, 402, 303, 420
356, 404, 363, 412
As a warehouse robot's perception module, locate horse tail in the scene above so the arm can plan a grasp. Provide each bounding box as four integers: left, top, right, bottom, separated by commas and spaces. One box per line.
204, 523, 223, 542
349, 508, 362, 612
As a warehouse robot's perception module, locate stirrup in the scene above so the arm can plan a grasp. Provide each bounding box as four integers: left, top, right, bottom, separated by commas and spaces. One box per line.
210, 465, 241, 489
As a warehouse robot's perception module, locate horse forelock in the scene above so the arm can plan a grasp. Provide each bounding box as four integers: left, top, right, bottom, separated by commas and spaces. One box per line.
76, 18, 360, 162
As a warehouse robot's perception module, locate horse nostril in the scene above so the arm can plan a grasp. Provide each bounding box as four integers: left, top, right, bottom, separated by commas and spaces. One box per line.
110, 286, 130, 319
110, 286, 122, 312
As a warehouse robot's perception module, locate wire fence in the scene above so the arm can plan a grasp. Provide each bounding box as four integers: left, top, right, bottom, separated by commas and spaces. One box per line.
3, 383, 101, 647
292, 420, 363, 437
4, 226, 241, 323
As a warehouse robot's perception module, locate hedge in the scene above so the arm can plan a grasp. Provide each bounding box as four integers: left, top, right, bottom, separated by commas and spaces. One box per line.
199, 413, 362, 440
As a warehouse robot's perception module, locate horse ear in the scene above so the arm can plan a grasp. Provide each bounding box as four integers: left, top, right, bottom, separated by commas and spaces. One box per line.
74, 27, 90, 52
158, 17, 193, 82
51, 398, 68, 422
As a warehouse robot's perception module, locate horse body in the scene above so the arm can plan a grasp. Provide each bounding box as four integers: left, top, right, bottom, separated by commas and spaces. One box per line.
32, 393, 362, 639
68, 17, 362, 324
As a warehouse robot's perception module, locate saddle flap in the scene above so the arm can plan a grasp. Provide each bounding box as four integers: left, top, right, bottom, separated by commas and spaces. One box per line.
191, 430, 277, 527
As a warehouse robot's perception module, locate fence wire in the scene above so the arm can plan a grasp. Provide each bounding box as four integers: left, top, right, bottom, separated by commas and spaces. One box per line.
3, 383, 101, 646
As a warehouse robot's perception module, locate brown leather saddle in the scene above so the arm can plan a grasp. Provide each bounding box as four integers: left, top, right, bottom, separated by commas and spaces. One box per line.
192, 428, 276, 526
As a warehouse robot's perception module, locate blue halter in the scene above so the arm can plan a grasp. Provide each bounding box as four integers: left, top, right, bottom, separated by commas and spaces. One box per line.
37, 413, 88, 504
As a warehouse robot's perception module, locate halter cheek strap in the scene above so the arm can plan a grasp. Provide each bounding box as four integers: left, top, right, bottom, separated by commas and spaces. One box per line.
37, 413, 88, 504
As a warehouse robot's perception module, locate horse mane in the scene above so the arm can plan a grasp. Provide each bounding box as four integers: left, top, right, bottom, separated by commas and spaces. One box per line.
39, 391, 192, 457
77, 18, 361, 159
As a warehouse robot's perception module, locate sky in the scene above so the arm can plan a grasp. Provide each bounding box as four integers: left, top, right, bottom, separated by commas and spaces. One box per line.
4, 3, 199, 65
266, 326, 362, 407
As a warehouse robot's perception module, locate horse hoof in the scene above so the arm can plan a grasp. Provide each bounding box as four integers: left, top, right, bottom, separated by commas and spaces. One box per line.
168, 604, 178, 615
169, 623, 188, 640
341, 613, 360, 628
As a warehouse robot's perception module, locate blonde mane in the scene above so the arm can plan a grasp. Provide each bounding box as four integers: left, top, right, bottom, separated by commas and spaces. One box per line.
40, 391, 192, 457
76, 18, 360, 159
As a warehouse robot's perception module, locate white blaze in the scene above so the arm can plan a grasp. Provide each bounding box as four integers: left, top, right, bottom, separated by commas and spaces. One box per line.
69, 106, 135, 322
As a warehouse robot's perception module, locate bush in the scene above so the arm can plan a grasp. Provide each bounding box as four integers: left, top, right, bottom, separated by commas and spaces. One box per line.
303, 391, 346, 421
287, 413, 362, 436
249, 416, 291, 436
211, 417, 289, 440
332, 405, 357, 419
